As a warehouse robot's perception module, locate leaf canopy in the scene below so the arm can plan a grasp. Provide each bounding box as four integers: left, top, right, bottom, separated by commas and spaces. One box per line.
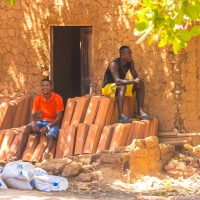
126, 0, 200, 54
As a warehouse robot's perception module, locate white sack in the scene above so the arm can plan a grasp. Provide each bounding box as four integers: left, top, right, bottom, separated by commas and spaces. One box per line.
0, 175, 7, 190
2, 162, 35, 190
34, 168, 68, 192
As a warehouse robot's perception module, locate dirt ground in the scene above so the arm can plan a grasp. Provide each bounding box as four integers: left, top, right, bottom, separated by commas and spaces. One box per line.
1, 169, 200, 200
1, 164, 200, 200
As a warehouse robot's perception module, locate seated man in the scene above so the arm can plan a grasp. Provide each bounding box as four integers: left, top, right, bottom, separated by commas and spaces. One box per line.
11, 78, 64, 161
102, 45, 150, 123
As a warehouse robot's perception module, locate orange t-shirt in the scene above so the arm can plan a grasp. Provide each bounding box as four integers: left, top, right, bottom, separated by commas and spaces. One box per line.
32, 92, 64, 122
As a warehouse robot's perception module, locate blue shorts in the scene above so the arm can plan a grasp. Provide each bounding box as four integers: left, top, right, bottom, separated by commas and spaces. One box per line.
31, 120, 60, 139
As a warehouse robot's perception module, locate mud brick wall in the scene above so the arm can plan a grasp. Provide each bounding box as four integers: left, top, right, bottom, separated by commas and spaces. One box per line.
128, 136, 175, 183
0, 0, 200, 132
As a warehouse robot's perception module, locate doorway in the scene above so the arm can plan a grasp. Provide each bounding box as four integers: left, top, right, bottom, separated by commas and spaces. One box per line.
50, 26, 92, 106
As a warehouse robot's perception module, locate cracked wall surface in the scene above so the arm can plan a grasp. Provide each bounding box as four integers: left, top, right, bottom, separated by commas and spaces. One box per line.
0, 0, 199, 132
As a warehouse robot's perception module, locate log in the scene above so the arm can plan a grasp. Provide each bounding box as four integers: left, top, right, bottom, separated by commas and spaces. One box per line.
159, 137, 192, 146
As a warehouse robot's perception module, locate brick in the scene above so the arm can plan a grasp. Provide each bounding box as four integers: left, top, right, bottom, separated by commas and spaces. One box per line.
0, 130, 16, 160
61, 98, 77, 129
110, 100, 118, 124
105, 98, 115, 125
70, 97, 89, 126
83, 96, 100, 125
148, 119, 155, 136
74, 123, 89, 155
109, 123, 124, 150
142, 119, 151, 138
121, 123, 132, 146
0, 102, 9, 128
127, 122, 136, 145
39, 133, 47, 145
83, 124, 103, 154
0, 130, 6, 148
31, 134, 47, 163
136, 121, 146, 139
19, 94, 32, 127
31, 143, 46, 163
97, 125, 114, 153
12, 96, 25, 128
94, 97, 111, 126
25, 95, 34, 125
55, 128, 68, 158
22, 134, 40, 161
63, 125, 77, 157
0, 102, 16, 129
5, 132, 21, 161
151, 118, 159, 136
130, 121, 139, 141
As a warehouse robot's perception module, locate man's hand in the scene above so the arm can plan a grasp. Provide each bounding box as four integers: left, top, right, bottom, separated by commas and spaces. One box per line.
134, 78, 144, 88
133, 77, 140, 83
31, 123, 39, 132
40, 127, 48, 135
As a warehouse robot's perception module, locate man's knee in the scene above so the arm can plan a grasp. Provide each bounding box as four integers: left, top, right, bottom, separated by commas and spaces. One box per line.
23, 124, 32, 134
117, 85, 126, 93
47, 134, 55, 141
133, 83, 145, 92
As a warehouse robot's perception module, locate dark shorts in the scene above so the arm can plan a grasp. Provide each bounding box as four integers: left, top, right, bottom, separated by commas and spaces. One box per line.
31, 120, 60, 139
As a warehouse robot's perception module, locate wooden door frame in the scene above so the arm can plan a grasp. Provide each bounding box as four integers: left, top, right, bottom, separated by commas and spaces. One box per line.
49, 25, 93, 87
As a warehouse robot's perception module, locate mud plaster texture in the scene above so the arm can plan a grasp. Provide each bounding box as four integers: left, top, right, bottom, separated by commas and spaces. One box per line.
0, 0, 200, 133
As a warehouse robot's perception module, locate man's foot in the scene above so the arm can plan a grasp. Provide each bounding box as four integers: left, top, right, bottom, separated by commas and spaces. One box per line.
119, 117, 133, 123
29, 157, 37, 165
9, 156, 20, 162
136, 113, 153, 120
42, 152, 51, 160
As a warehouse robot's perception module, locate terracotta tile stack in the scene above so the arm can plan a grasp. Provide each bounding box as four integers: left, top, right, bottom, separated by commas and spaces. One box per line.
22, 134, 40, 161
61, 98, 77, 128
83, 124, 103, 154
63, 125, 77, 157
0, 93, 160, 162
55, 129, 68, 158
0, 94, 33, 129
74, 123, 89, 155
97, 125, 114, 153
0, 130, 17, 160
31, 134, 47, 163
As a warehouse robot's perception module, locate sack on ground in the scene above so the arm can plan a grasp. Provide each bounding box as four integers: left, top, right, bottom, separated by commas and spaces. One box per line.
2, 162, 35, 190
0, 175, 7, 190
34, 168, 68, 192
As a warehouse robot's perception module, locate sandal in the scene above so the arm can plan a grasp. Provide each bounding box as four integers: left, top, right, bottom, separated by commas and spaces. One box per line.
119, 117, 133, 123
136, 113, 153, 120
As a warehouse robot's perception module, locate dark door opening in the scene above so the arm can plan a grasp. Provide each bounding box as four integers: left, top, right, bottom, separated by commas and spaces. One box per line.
51, 26, 92, 106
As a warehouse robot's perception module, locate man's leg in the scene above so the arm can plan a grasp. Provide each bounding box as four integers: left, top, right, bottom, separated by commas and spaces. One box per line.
11, 125, 32, 160
132, 83, 146, 117
44, 135, 55, 153
116, 85, 126, 120
42, 124, 59, 160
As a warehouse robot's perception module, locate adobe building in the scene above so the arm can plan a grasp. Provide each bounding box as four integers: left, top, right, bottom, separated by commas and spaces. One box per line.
0, 0, 199, 133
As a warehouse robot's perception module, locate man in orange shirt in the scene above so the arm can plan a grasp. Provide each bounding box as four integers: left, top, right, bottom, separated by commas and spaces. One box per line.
11, 79, 64, 161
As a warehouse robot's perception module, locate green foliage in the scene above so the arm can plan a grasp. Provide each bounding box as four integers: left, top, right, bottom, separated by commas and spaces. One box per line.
127, 0, 200, 54
3, 0, 15, 6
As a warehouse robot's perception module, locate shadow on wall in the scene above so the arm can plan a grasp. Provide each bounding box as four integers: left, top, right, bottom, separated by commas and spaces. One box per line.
0, 0, 197, 132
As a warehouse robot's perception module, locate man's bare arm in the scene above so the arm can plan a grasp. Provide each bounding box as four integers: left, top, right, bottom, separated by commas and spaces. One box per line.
30, 112, 39, 131
47, 111, 63, 128
130, 60, 138, 79
110, 62, 134, 86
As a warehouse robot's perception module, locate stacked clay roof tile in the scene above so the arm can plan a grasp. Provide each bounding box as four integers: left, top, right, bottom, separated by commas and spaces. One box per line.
0, 94, 159, 162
